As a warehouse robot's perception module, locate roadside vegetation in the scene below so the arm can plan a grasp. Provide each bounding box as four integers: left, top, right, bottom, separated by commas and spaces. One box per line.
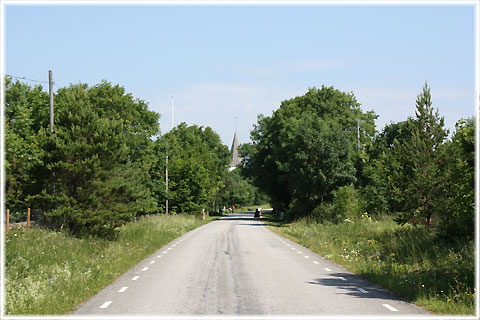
241, 84, 475, 315
5, 214, 216, 315
264, 213, 475, 315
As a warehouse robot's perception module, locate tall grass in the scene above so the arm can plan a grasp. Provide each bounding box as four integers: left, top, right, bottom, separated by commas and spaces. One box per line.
5, 214, 216, 315
265, 214, 475, 315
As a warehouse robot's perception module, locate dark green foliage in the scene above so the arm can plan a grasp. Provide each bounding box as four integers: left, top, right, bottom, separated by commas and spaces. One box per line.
436, 118, 475, 239
4, 77, 49, 209
394, 82, 448, 225
217, 169, 267, 207
32, 83, 159, 238
162, 123, 230, 213
241, 86, 377, 220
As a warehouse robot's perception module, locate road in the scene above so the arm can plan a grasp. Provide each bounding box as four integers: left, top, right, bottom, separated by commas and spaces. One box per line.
73, 211, 428, 316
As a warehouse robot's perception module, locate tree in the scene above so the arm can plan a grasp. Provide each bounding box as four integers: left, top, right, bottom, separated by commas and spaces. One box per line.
161, 123, 230, 213
241, 86, 377, 220
436, 118, 474, 239
395, 82, 448, 226
33, 83, 159, 238
4, 77, 49, 209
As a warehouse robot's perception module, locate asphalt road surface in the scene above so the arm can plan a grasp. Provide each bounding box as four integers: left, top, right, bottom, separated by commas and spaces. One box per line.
73, 211, 429, 316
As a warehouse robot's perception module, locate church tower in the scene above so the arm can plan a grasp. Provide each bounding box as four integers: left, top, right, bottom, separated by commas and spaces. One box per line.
229, 132, 242, 172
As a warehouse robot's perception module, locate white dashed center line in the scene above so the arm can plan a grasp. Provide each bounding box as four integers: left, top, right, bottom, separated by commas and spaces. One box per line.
150, 260, 156, 264
291, 248, 295, 250
357, 287, 368, 293
142, 267, 149, 271
297, 251, 302, 254
304, 256, 310, 259
131, 276, 140, 281
313, 261, 319, 264
324, 267, 332, 272
118, 287, 128, 293
162, 251, 168, 254
99, 301, 112, 309
157, 255, 162, 258
168, 248, 172, 251
383, 304, 399, 312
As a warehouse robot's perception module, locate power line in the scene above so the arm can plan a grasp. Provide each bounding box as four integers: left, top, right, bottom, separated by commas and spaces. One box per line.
5, 74, 50, 84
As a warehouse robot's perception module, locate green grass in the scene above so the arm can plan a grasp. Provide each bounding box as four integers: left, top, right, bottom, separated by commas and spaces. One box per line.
263, 214, 476, 315
5, 214, 217, 315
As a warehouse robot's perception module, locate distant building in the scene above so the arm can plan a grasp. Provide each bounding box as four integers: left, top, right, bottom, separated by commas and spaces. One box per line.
228, 132, 242, 172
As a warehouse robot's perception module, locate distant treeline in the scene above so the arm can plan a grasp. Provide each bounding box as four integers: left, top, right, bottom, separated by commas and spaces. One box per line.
240, 84, 474, 241
5, 77, 264, 238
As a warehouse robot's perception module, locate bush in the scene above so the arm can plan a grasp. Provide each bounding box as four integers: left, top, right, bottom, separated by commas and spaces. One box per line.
311, 184, 363, 223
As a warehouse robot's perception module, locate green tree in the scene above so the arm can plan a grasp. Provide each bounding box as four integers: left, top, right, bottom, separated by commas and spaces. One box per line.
241, 86, 376, 219
34, 83, 159, 238
437, 118, 474, 239
162, 123, 230, 213
395, 82, 448, 226
4, 77, 49, 209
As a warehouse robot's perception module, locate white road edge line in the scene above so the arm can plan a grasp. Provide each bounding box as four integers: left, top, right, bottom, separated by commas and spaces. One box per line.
297, 251, 302, 254
162, 251, 168, 254
304, 256, 310, 259
142, 267, 149, 271
150, 261, 156, 264
99, 301, 112, 309
324, 267, 332, 271
313, 261, 319, 264
157, 255, 162, 258
357, 287, 368, 293
132, 276, 140, 281
118, 287, 128, 293
383, 304, 399, 312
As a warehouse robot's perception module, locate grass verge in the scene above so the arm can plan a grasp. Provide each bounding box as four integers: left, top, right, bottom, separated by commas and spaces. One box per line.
5, 214, 217, 315
263, 214, 476, 315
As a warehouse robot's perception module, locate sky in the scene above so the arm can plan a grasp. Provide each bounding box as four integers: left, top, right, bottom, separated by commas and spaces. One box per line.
3, 1, 477, 147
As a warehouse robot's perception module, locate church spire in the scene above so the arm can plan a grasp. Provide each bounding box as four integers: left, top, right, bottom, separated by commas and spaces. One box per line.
229, 131, 242, 171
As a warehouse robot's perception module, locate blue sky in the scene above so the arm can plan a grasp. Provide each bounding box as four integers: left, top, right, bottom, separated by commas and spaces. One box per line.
4, 2, 476, 146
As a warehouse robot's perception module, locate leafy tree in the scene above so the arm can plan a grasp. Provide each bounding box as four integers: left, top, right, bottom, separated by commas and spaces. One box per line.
241, 86, 376, 220
33, 83, 159, 238
162, 123, 230, 213
4, 77, 49, 209
361, 119, 416, 216
436, 118, 474, 239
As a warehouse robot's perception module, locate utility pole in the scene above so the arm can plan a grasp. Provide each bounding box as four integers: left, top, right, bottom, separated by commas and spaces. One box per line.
165, 151, 168, 215
49, 70, 54, 133
356, 120, 360, 152
171, 95, 174, 130
49, 70, 55, 194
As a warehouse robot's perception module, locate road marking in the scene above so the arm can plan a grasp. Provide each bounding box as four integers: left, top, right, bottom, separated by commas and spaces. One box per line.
357, 287, 368, 293
131, 276, 140, 281
338, 276, 347, 281
297, 251, 302, 254
324, 267, 332, 271
162, 251, 168, 254
157, 255, 162, 258
286, 244, 291, 247
313, 261, 319, 264
291, 248, 295, 250
168, 248, 172, 250
176, 242, 180, 244
118, 287, 128, 293
99, 301, 112, 309
150, 260, 156, 264
142, 267, 148, 271
304, 256, 310, 259
383, 304, 398, 312
172, 244, 176, 247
